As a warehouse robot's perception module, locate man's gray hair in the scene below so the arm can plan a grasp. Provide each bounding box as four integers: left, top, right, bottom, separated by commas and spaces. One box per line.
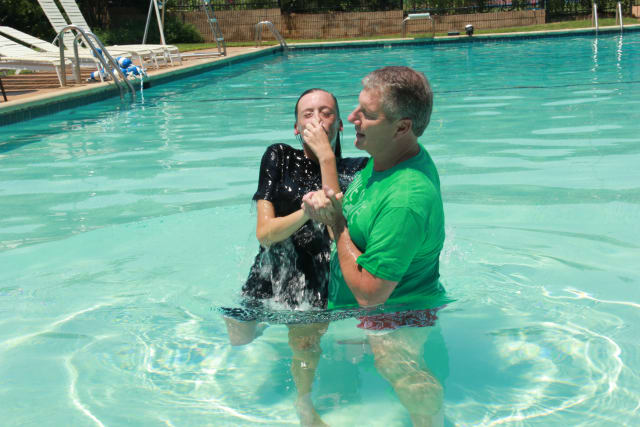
362, 66, 433, 137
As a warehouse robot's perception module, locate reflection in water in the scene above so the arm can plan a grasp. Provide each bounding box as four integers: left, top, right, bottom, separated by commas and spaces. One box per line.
616, 34, 623, 76
441, 227, 639, 425
592, 37, 599, 76
480, 321, 623, 426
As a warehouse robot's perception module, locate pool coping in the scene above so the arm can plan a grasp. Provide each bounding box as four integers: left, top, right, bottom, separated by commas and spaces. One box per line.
2, 24, 639, 127
287, 24, 640, 50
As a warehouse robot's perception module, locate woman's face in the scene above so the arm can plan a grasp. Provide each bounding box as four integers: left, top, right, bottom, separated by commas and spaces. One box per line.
295, 91, 342, 148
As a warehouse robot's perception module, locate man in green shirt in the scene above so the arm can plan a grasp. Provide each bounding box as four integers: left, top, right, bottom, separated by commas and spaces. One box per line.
303, 66, 445, 426
303, 66, 444, 310
327, 137, 444, 309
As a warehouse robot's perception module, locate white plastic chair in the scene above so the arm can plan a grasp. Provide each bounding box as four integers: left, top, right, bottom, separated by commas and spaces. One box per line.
35, 0, 164, 69
57, 0, 181, 66
0, 26, 108, 77
0, 35, 72, 86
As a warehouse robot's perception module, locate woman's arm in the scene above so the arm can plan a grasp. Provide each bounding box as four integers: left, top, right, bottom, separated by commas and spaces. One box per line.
256, 199, 309, 248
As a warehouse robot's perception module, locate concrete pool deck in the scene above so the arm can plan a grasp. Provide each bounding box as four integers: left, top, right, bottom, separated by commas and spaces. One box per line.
1, 24, 639, 127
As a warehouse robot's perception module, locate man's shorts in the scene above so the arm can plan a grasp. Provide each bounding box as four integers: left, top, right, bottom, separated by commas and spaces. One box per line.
219, 298, 363, 325
356, 307, 442, 332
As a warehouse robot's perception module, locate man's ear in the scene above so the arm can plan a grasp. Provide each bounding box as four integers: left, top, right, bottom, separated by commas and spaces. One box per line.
294, 122, 300, 135
338, 119, 344, 132
395, 119, 412, 137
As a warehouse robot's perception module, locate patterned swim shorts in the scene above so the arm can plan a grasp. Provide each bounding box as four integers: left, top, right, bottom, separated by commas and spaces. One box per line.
356, 307, 442, 331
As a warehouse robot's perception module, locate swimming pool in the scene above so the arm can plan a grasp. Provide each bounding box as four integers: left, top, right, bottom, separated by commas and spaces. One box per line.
1, 30, 639, 425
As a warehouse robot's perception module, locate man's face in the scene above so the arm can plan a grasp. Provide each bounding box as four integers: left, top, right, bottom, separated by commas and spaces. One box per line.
295, 91, 341, 147
347, 88, 396, 155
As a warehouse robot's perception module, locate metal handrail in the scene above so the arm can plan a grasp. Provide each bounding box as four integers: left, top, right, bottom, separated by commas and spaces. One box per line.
57, 25, 136, 101
592, 3, 599, 31
85, 30, 137, 101
402, 13, 434, 38
615, 1, 624, 31
255, 21, 287, 50
143, 0, 166, 45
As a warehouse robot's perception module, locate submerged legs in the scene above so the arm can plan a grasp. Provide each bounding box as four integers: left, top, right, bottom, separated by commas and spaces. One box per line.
223, 315, 328, 425
367, 327, 444, 427
223, 314, 443, 426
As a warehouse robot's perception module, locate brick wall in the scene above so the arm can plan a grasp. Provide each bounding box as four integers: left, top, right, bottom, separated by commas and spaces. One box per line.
405, 10, 546, 35
279, 11, 404, 39
177, 9, 281, 43
174, 9, 546, 42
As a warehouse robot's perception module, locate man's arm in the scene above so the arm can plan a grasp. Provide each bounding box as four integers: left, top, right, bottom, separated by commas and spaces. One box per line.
302, 187, 397, 307
332, 220, 398, 307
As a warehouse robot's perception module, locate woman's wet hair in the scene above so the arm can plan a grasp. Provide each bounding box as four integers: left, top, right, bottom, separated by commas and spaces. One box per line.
294, 88, 342, 158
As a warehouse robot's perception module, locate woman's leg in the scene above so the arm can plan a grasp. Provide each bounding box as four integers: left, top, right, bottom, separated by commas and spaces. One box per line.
221, 298, 267, 346
288, 322, 329, 427
223, 317, 261, 346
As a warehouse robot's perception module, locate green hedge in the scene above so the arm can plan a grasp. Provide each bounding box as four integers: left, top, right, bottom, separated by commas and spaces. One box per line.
93, 14, 203, 45
545, 0, 634, 20
0, 0, 202, 44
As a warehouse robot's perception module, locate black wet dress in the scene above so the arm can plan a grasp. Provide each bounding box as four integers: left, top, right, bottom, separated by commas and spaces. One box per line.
242, 143, 368, 311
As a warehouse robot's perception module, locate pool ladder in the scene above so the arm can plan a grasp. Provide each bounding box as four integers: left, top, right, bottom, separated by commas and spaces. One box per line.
593, 2, 624, 32
57, 25, 136, 101
200, 0, 227, 56
255, 21, 288, 50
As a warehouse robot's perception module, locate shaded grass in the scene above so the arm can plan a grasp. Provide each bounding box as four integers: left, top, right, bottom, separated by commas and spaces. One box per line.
175, 18, 639, 52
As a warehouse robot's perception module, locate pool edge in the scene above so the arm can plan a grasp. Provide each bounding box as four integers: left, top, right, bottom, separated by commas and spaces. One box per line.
287, 24, 640, 50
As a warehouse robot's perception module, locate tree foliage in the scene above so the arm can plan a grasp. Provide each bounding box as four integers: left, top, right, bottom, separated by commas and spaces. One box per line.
92, 14, 203, 45
0, 0, 55, 40
75, 0, 109, 28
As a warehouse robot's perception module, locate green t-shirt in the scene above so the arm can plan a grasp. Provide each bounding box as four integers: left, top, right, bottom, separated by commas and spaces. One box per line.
328, 145, 445, 309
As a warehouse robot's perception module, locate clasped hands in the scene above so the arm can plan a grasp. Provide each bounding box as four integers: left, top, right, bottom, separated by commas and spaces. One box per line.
302, 186, 345, 231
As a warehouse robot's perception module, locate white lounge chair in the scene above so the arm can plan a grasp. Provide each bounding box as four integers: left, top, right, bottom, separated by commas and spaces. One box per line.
34, 0, 163, 70
0, 35, 72, 87
0, 26, 108, 78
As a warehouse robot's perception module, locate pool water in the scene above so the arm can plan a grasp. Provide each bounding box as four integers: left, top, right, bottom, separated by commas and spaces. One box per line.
1, 31, 639, 426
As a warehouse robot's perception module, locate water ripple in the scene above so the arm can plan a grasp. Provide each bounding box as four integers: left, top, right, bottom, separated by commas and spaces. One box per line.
447, 321, 627, 425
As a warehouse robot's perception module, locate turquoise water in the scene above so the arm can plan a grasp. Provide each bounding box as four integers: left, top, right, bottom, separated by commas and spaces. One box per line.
1, 31, 640, 425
